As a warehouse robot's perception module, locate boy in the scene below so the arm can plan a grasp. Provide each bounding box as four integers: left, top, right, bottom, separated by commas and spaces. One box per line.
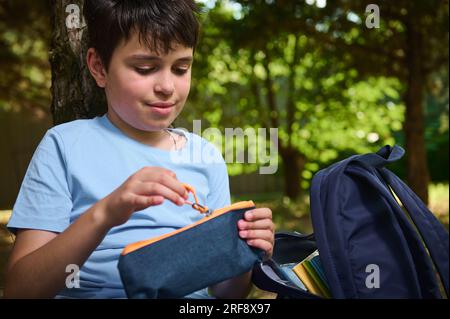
4, 0, 274, 298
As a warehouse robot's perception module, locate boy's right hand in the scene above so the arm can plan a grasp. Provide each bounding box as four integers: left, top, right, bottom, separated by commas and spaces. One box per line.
97, 167, 189, 228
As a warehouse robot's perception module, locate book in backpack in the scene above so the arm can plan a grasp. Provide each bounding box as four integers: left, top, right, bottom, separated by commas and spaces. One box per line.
252, 145, 449, 299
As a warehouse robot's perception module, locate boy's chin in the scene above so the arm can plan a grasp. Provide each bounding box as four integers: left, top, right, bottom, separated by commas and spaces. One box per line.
137, 120, 173, 132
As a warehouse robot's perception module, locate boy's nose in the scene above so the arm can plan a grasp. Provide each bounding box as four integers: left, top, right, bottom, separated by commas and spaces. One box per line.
154, 73, 175, 96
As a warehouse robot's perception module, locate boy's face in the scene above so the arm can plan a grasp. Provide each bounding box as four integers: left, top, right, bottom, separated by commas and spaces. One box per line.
103, 31, 193, 132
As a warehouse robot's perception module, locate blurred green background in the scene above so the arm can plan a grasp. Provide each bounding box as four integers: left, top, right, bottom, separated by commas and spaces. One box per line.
0, 0, 448, 298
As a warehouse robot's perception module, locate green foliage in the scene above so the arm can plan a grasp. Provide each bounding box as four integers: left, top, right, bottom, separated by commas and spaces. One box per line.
187, 1, 449, 197
425, 70, 449, 181
189, 2, 408, 188
0, 1, 52, 117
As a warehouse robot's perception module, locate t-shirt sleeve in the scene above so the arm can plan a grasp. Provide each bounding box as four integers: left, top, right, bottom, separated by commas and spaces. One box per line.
7, 129, 72, 234
204, 141, 231, 210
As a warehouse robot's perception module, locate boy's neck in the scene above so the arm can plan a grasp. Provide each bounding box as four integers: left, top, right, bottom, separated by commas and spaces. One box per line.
106, 110, 175, 150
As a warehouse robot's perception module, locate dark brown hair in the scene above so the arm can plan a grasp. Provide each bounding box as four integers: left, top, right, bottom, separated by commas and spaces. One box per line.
83, 0, 200, 70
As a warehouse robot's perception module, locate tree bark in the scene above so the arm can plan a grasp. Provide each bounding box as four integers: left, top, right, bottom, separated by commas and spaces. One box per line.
404, 17, 430, 204
50, 0, 106, 126
280, 147, 306, 200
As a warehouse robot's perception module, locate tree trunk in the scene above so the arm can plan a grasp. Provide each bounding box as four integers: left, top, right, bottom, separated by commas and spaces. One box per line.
404, 18, 430, 204
50, 0, 106, 126
281, 147, 306, 200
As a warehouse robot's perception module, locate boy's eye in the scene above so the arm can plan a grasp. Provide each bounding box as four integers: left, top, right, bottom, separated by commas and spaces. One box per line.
173, 66, 190, 76
134, 67, 156, 75
133, 65, 190, 76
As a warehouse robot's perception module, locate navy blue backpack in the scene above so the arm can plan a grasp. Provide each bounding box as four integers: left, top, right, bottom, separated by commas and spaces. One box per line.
252, 145, 449, 298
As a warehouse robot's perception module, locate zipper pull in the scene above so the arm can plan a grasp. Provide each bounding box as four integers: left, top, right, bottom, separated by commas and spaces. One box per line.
182, 184, 211, 216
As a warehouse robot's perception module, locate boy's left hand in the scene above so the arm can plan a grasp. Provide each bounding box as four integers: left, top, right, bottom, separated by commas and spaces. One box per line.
238, 208, 275, 260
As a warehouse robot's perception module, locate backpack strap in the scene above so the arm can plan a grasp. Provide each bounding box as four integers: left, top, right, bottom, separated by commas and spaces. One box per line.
379, 168, 449, 297
310, 166, 361, 298
348, 166, 443, 298
310, 145, 448, 298
356, 145, 405, 168
355, 145, 448, 297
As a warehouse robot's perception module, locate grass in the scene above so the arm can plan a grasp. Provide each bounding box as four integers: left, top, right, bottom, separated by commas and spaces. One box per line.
428, 183, 449, 228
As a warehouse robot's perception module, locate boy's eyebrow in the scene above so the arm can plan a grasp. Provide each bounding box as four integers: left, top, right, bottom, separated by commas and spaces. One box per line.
126, 54, 193, 63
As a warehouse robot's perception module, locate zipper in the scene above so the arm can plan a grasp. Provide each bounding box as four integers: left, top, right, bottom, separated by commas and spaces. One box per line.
121, 200, 255, 255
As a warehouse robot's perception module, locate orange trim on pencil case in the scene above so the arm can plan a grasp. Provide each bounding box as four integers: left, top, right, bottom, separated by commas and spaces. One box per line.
121, 200, 255, 255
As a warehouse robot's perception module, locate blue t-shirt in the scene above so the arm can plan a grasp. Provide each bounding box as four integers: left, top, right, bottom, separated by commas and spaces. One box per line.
7, 114, 231, 298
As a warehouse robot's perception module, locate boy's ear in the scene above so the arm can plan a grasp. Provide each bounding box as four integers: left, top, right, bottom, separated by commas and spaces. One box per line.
86, 48, 107, 88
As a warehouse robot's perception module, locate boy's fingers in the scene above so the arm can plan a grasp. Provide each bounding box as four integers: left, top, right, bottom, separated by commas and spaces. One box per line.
246, 239, 273, 258
245, 208, 272, 221
134, 195, 164, 209
238, 219, 274, 231
161, 168, 177, 179
239, 229, 274, 242
135, 182, 185, 206
139, 168, 188, 198
157, 174, 188, 198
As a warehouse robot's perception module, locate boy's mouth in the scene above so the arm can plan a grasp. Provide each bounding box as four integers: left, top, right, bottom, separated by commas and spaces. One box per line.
147, 102, 176, 108
145, 102, 176, 116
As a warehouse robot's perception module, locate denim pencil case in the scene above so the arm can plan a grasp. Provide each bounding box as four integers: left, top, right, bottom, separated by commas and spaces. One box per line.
118, 184, 264, 299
